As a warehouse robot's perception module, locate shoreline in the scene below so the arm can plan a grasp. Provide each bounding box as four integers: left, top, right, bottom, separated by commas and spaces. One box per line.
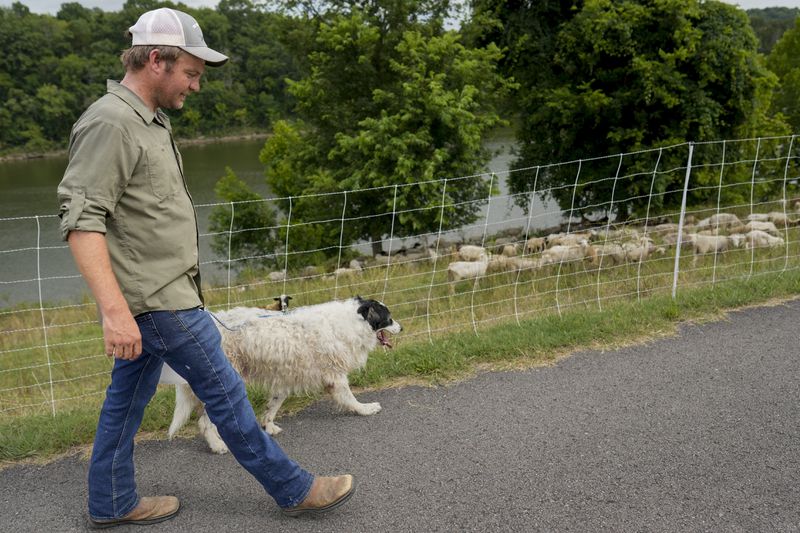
0, 132, 270, 163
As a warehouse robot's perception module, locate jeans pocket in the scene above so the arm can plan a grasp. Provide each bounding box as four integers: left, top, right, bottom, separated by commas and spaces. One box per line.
134, 312, 167, 357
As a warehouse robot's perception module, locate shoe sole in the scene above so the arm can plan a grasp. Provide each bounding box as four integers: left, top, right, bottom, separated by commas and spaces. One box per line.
282, 480, 356, 517
88, 504, 180, 529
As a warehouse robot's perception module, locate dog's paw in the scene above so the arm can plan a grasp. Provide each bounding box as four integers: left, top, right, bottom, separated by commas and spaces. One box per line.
208, 440, 229, 454
356, 402, 382, 416
264, 422, 283, 436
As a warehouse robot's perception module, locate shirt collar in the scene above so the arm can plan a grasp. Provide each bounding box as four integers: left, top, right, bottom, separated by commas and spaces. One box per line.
106, 79, 163, 126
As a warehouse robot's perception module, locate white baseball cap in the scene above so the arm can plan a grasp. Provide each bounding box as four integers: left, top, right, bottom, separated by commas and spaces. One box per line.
128, 7, 228, 67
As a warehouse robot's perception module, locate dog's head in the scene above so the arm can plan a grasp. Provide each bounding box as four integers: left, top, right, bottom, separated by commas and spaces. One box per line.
355, 297, 402, 348
274, 294, 292, 313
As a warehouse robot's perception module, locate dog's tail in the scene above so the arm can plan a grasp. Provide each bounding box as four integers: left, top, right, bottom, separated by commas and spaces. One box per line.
168, 383, 200, 439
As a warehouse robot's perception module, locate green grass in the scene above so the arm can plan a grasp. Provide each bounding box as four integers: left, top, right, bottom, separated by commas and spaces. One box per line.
1, 266, 798, 466
2, 209, 800, 464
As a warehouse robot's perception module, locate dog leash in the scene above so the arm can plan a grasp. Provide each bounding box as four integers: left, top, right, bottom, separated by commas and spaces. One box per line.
207, 311, 241, 332
207, 309, 291, 332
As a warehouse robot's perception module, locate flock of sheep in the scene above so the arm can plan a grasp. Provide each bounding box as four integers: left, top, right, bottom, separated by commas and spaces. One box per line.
444, 209, 797, 286
261, 207, 798, 290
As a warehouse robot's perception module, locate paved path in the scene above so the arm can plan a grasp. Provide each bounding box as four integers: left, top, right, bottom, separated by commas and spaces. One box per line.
2, 300, 799, 532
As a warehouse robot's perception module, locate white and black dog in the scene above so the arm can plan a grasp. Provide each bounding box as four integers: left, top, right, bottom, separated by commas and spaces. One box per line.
163, 297, 402, 454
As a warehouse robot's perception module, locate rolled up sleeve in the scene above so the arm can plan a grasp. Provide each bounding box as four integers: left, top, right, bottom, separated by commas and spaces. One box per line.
57, 121, 137, 241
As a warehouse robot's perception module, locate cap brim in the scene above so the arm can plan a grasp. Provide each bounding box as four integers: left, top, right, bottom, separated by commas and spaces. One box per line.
180, 46, 228, 67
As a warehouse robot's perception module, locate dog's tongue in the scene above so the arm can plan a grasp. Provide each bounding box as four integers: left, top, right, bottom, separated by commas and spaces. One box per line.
377, 330, 393, 348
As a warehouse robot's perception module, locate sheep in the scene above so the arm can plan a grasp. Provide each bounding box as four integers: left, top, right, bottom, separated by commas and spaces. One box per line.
696, 213, 742, 230
592, 242, 626, 266
767, 211, 797, 228
524, 237, 546, 254
447, 257, 490, 293
599, 226, 640, 240
661, 232, 692, 248
486, 255, 517, 273
686, 234, 733, 265
456, 244, 489, 262
646, 223, 680, 237
510, 257, 541, 271
620, 236, 665, 263
745, 230, 784, 249
547, 231, 593, 247
539, 240, 593, 267
501, 244, 519, 257
729, 233, 746, 249
744, 220, 780, 236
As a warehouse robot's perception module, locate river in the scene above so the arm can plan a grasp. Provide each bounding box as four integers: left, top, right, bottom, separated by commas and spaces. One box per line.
0, 131, 560, 307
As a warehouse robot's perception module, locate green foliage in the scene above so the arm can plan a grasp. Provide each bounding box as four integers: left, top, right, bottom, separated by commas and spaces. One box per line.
768, 16, 800, 133
504, 0, 788, 219
208, 167, 280, 271
259, 5, 512, 259
747, 7, 800, 54
0, 1, 308, 154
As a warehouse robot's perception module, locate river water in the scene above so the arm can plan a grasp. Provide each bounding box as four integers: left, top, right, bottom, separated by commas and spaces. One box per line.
0, 131, 561, 307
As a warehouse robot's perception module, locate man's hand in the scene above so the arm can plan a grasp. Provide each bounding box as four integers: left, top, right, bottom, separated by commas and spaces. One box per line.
102, 307, 142, 360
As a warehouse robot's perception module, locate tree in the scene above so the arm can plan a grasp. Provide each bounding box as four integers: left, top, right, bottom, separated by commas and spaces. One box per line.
258, 6, 512, 260
746, 7, 800, 54
506, 0, 787, 220
463, 0, 582, 114
768, 17, 800, 133
208, 167, 281, 271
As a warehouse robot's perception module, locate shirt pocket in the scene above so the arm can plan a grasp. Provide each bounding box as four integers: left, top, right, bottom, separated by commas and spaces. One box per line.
146, 146, 181, 200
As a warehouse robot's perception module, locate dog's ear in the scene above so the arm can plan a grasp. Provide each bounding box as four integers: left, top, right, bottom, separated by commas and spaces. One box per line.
357, 301, 380, 328
366, 306, 381, 329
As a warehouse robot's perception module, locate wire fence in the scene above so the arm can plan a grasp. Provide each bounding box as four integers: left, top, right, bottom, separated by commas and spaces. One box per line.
2, 136, 800, 417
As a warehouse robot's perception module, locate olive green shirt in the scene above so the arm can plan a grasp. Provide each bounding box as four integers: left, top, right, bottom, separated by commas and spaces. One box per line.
57, 80, 203, 316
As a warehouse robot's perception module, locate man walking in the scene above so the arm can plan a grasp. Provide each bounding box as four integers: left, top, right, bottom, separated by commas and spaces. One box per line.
57, 8, 353, 528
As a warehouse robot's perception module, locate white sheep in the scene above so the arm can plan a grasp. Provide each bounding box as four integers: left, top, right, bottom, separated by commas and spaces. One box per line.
686, 233, 733, 265
646, 223, 680, 236
447, 257, 490, 293
457, 244, 489, 262
501, 244, 519, 257
486, 255, 517, 273
767, 211, 797, 228
592, 242, 626, 266
510, 257, 541, 271
622, 237, 663, 263
547, 232, 593, 247
696, 213, 742, 230
744, 220, 780, 236
745, 230, 784, 249
746, 213, 770, 222
524, 237, 546, 254
539, 240, 593, 267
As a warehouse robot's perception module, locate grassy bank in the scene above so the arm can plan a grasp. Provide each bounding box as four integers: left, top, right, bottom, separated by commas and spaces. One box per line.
2, 271, 798, 467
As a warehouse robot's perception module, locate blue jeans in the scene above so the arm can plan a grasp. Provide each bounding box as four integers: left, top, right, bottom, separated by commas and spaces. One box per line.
87, 307, 314, 520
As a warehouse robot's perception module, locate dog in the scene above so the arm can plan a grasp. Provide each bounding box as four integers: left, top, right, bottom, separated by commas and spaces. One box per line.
163, 296, 402, 454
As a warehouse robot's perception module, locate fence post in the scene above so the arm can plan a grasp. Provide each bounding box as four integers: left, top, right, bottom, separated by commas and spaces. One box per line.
672, 143, 694, 300
35, 216, 57, 416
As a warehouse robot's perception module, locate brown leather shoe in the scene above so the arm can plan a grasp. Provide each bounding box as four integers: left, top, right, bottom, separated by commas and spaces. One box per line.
282, 475, 355, 517
89, 496, 180, 529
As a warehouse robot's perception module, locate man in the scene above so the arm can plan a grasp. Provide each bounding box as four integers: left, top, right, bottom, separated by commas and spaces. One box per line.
57, 8, 354, 528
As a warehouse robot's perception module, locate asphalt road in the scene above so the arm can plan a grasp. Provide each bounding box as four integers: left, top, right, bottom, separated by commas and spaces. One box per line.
2, 300, 799, 532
